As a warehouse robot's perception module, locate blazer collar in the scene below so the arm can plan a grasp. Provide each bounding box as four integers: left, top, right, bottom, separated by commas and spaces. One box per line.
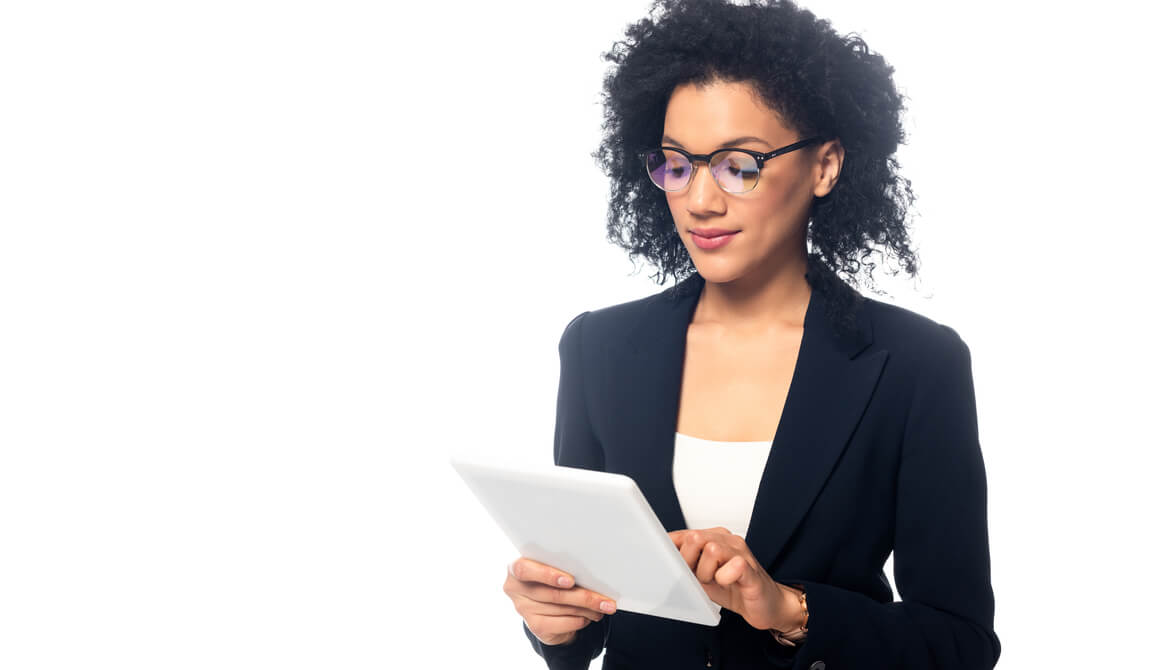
608, 272, 888, 573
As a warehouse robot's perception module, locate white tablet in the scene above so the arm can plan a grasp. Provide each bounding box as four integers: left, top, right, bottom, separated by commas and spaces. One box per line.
451, 455, 722, 627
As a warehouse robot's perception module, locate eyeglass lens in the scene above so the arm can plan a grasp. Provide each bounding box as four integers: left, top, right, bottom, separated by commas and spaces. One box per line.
645, 148, 761, 193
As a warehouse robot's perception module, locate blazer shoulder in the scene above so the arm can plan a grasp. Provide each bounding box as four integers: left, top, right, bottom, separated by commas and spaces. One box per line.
559, 282, 679, 351
861, 295, 970, 364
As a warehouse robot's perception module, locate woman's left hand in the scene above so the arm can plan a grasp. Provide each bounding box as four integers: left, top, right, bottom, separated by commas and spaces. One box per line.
668, 527, 794, 632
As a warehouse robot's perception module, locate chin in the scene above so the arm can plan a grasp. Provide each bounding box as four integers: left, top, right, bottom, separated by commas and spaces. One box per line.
689, 262, 741, 285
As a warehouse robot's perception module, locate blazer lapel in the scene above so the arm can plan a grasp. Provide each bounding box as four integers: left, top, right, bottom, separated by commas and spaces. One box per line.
606, 272, 888, 574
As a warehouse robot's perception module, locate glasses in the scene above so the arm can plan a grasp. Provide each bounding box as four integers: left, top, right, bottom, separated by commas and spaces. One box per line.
638, 136, 825, 194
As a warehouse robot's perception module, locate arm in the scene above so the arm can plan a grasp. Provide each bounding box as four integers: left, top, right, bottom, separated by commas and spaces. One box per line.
763, 327, 1001, 669
521, 310, 611, 670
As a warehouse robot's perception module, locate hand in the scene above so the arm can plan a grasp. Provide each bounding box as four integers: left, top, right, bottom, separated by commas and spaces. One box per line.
502, 557, 618, 646
668, 527, 797, 632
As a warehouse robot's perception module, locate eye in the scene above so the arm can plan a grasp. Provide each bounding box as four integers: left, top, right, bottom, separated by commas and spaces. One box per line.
664, 155, 689, 178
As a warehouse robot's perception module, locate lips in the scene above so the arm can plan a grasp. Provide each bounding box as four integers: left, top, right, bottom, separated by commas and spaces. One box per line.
690, 228, 739, 238
690, 230, 739, 250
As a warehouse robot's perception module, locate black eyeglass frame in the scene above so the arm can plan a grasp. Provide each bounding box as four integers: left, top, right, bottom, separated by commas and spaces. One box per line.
637, 136, 826, 193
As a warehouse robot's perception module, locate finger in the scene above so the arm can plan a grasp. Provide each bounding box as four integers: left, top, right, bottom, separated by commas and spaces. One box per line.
512, 557, 576, 588
516, 593, 606, 622
695, 541, 724, 583
677, 535, 697, 570
669, 530, 691, 551
679, 531, 707, 571
714, 555, 747, 587
521, 582, 617, 614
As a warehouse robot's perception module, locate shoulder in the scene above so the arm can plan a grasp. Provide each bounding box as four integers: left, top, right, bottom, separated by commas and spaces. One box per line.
557, 282, 682, 351
860, 295, 972, 372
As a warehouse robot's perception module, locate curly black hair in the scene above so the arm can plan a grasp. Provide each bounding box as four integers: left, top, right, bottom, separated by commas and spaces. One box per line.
593, 0, 919, 337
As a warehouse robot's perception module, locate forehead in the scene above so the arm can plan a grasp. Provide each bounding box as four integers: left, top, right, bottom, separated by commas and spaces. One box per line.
662, 80, 791, 149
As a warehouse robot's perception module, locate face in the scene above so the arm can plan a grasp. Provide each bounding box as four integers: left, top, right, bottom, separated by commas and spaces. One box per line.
659, 79, 843, 285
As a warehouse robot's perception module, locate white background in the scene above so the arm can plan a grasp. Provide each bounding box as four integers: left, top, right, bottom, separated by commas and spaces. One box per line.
1, 1, 1166, 668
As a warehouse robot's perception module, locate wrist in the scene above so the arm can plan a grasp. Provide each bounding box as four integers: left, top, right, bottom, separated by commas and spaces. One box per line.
769, 581, 808, 646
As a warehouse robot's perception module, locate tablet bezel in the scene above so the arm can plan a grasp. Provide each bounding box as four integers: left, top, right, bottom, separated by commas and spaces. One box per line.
452, 455, 722, 627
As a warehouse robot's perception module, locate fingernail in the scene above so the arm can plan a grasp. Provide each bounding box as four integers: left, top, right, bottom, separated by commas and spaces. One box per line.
601, 601, 616, 613
558, 576, 572, 587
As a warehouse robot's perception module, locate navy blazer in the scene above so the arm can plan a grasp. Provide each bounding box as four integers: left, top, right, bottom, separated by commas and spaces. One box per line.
522, 272, 1000, 670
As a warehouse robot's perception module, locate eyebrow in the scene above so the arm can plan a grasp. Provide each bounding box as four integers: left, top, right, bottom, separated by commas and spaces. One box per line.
660, 134, 772, 150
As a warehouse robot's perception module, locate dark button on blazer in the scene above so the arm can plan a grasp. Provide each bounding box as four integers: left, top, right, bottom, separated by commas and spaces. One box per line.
523, 272, 1001, 670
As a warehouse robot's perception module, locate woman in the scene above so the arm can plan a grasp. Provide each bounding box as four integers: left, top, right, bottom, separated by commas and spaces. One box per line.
502, 1, 1000, 668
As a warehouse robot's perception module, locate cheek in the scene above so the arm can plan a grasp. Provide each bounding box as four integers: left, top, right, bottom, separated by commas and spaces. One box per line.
764, 171, 808, 208
762, 167, 809, 206
666, 197, 688, 229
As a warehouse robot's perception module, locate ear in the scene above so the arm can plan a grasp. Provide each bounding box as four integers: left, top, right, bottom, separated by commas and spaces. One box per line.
812, 138, 845, 198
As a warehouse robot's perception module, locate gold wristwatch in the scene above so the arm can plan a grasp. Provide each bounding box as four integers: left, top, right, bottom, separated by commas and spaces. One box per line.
769, 582, 808, 647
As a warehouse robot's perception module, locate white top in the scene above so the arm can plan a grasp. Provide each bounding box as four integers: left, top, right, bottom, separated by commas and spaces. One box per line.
671, 431, 773, 538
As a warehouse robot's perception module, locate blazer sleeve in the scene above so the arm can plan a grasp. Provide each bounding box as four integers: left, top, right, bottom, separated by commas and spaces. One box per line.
763, 326, 1002, 670
521, 310, 611, 670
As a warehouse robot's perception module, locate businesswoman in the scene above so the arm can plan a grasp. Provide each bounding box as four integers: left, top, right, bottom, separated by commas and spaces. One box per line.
502, 1, 1000, 668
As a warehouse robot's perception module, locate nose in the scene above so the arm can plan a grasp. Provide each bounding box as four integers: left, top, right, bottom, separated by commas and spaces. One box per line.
685, 160, 726, 214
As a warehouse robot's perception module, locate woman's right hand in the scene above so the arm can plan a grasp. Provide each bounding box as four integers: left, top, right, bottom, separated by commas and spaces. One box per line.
503, 557, 618, 646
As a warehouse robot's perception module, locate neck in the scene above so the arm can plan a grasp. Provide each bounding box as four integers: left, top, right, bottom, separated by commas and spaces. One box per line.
691, 250, 812, 334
